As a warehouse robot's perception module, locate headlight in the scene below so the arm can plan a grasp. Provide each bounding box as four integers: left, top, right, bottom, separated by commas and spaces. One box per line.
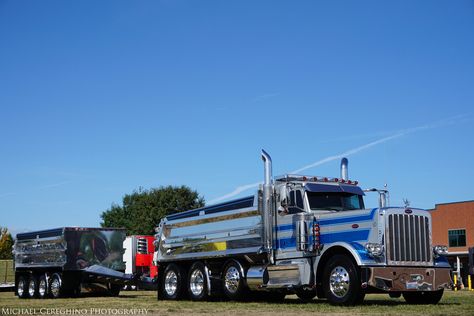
365, 243, 384, 257
433, 245, 448, 257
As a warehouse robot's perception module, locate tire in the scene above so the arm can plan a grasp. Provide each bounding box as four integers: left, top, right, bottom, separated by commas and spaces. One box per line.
322, 254, 362, 306
222, 260, 247, 300
159, 264, 186, 300
296, 287, 317, 302
38, 274, 49, 299
187, 262, 209, 301
108, 283, 121, 297
27, 275, 38, 298
403, 289, 444, 304
16, 275, 29, 299
49, 273, 63, 299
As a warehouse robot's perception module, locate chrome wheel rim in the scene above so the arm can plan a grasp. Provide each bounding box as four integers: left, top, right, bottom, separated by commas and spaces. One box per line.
189, 269, 204, 296
224, 266, 240, 294
50, 277, 61, 297
28, 279, 36, 297
39, 278, 47, 297
164, 271, 178, 296
329, 266, 350, 298
17, 279, 25, 297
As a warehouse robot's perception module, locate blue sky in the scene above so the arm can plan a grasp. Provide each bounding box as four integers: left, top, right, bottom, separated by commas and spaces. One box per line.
1, 1, 473, 234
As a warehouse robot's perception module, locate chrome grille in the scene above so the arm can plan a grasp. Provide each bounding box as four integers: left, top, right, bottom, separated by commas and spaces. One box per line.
137, 238, 148, 254
387, 214, 432, 265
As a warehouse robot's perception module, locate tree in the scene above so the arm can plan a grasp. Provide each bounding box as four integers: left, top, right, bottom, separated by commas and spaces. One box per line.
0, 227, 14, 259
101, 185, 205, 235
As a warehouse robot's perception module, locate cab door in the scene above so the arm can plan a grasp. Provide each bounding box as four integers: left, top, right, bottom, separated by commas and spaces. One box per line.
274, 188, 307, 259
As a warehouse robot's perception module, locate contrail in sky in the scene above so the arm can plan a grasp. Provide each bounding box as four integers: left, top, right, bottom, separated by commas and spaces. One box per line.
206, 115, 468, 205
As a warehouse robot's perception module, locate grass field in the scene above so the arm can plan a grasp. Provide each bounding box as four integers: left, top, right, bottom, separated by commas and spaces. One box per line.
0, 260, 14, 284
1, 290, 473, 316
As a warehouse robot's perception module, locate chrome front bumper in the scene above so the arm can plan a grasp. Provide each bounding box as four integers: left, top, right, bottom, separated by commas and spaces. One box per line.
367, 266, 452, 291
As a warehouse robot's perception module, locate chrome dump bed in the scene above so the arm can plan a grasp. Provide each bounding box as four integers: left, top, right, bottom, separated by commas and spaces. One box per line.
156, 195, 264, 262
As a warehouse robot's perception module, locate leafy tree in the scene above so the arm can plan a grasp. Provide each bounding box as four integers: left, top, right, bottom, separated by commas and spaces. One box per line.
101, 185, 205, 235
0, 227, 14, 259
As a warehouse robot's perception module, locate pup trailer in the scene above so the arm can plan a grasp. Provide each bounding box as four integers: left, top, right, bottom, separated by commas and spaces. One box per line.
153, 150, 452, 305
14, 227, 133, 299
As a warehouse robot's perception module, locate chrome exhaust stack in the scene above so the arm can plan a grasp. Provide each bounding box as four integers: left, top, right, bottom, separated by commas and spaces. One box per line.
341, 157, 349, 181
261, 149, 274, 263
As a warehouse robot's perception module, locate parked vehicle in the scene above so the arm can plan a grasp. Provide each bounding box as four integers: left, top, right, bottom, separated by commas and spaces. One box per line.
153, 150, 452, 305
13, 227, 133, 299
123, 235, 157, 289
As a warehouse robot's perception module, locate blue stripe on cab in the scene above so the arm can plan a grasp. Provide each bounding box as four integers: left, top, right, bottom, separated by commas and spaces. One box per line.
318, 208, 377, 226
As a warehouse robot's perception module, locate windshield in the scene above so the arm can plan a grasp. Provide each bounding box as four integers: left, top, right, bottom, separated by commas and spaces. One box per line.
307, 192, 365, 211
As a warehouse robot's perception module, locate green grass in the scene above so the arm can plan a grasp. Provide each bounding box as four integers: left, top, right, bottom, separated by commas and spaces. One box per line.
0, 260, 14, 283
1, 290, 474, 315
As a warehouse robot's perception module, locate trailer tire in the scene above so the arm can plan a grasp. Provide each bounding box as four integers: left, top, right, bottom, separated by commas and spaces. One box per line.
160, 264, 186, 300
38, 274, 49, 299
27, 275, 38, 298
403, 289, 444, 304
16, 275, 29, 299
222, 260, 247, 300
187, 262, 209, 301
108, 283, 121, 297
49, 273, 63, 299
322, 255, 362, 306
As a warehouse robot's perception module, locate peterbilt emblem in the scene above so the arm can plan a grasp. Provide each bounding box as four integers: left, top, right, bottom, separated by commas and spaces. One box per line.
405, 209, 413, 214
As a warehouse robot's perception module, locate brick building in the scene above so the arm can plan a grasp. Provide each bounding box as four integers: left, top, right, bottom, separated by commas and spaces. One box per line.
430, 200, 474, 286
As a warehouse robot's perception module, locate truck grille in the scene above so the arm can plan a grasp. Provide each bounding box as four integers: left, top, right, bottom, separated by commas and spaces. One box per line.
137, 238, 148, 254
386, 214, 432, 265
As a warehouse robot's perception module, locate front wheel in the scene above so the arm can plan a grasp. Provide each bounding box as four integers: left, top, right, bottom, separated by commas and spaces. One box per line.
322, 255, 363, 306
403, 289, 444, 304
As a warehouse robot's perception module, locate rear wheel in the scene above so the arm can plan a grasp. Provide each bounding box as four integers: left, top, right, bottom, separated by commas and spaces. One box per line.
27, 275, 38, 298
322, 255, 362, 306
187, 262, 209, 301
159, 264, 186, 300
403, 289, 444, 304
49, 273, 63, 299
16, 275, 29, 299
222, 260, 247, 300
38, 275, 49, 299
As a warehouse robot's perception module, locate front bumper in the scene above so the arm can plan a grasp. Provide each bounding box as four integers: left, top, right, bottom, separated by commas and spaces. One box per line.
366, 266, 452, 291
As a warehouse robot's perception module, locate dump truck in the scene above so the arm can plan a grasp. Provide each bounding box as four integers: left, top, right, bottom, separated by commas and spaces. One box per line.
153, 150, 452, 305
13, 227, 134, 299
